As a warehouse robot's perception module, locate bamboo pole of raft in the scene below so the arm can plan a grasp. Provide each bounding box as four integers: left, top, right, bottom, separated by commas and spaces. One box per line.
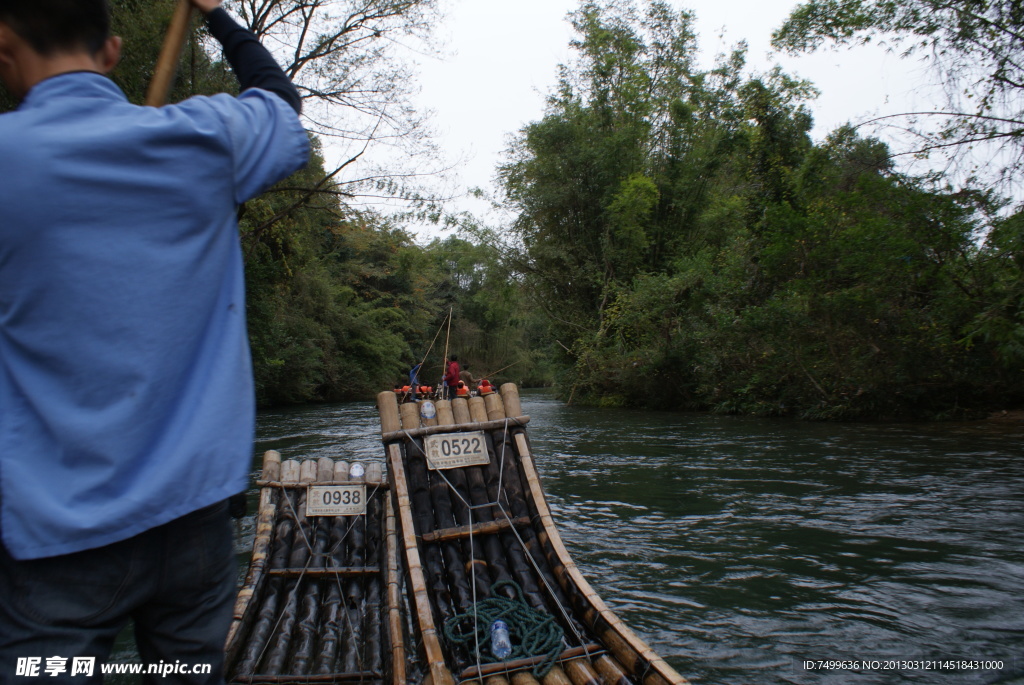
235, 458, 302, 675
541, 666, 574, 685
420, 400, 475, 611
225, 451, 281, 666
314, 458, 348, 675
458, 644, 605, 680
498, 384, 689, 685
399, 402, 456, 621
364, 474, 385, 676
434, 399, 471, 527
385, 491, 408, 684
436, 398, 455, 426
339, 462, 366, 674
377, 391, 455, 685
379, 415, 530, 443
563, 658, 602, 685
455, 397, 517, 603
433, 399, 485, 602
288, 458, 335, 675
474, 391, 549, 610
594, 655, 632, 685
261, 459, 318, 674
511, 672, 543, 685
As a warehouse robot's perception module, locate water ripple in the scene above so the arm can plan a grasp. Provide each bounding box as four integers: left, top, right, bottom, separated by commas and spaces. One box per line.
249, 392, 1024, 685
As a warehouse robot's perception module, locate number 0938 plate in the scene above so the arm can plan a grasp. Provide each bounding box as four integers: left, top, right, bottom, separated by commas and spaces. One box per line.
424, 431, 489, 470
306, 484, 366, 516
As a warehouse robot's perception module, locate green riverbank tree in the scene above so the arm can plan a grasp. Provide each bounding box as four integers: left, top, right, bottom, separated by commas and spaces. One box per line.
500, 0, 1023, 419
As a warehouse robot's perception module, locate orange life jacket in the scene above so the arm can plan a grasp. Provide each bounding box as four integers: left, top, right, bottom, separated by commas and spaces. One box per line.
456, 381, 469, 397
478, 379, 494, 395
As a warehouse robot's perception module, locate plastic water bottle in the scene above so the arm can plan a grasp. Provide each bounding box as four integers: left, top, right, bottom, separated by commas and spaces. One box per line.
490, 619, 512, 660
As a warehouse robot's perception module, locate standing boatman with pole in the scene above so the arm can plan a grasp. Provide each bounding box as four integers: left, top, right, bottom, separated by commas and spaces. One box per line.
0, 0, 308, 680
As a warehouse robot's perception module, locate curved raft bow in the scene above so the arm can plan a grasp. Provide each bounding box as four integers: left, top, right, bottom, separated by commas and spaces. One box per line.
378, 384, 689, 685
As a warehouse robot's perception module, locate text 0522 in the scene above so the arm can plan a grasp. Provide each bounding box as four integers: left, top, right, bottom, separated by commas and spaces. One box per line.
424, 431, 489, 470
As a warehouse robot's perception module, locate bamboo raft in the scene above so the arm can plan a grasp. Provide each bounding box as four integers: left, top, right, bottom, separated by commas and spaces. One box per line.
226, 452, 410, 684
377, 383, 688, 685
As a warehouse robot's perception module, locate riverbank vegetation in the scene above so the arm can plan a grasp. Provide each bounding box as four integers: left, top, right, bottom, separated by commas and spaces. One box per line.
496, 0, 1024, 419
3, 0, 1021, 419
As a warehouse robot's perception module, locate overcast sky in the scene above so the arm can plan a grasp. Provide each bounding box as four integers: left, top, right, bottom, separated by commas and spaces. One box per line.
400, 0, 934, 238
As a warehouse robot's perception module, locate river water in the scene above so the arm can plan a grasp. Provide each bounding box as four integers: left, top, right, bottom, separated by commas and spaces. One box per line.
252, 390, 1024, 685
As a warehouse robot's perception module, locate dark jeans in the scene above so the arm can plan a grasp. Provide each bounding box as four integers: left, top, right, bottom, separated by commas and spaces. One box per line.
0, 501, 235, 684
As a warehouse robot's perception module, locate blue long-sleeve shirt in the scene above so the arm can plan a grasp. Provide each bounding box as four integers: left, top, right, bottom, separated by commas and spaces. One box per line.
0, 15, 309, 559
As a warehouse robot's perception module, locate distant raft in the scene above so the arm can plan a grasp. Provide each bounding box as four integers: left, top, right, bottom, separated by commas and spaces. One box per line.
377, 383, 688, 685
225, 452, 408, 684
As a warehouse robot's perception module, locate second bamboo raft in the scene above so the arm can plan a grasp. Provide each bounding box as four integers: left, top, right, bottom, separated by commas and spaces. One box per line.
377, 383, 688, 685
225, 451, 410, 684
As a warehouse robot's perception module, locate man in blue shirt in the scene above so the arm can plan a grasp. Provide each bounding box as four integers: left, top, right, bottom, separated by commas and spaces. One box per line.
0, 0, 308, 680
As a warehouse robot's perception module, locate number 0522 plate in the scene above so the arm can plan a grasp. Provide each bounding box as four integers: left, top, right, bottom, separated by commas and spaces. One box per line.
306, 484, 367, 516
424, 431, 489, 470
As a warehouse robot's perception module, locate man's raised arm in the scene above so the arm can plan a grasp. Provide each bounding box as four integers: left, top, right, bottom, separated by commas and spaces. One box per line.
191, 0, 302, 114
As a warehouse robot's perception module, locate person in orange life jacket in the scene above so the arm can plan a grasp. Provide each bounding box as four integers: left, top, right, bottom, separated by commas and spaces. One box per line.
477, 378, 495, 396
443, 355, 461, 399
456, 381, 469, 397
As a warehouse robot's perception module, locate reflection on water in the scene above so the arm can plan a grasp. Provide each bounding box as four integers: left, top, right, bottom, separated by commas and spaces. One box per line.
244, 391, 1024, 684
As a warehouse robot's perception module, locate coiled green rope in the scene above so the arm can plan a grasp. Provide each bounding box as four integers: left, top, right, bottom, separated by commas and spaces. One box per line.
443, 580, 565, 677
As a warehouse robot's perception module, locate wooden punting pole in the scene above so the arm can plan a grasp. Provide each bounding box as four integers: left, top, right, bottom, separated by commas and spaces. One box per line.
378, 391, 455, 685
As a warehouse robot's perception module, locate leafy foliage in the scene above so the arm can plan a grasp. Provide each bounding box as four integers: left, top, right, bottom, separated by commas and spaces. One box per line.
499, 0, 1023, 419
773, 0, 1024, 189
227, 0, 444, 210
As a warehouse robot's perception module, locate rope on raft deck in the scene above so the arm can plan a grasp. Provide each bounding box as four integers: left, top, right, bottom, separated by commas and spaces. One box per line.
443, 580, 565, 677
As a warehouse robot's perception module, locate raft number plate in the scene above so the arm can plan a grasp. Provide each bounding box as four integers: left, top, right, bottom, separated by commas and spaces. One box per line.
306, 484, 366, 516
424, 431, 489, 470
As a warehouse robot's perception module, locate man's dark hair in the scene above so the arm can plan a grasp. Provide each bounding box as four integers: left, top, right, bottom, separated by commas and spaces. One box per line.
0, 0, 110, 56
